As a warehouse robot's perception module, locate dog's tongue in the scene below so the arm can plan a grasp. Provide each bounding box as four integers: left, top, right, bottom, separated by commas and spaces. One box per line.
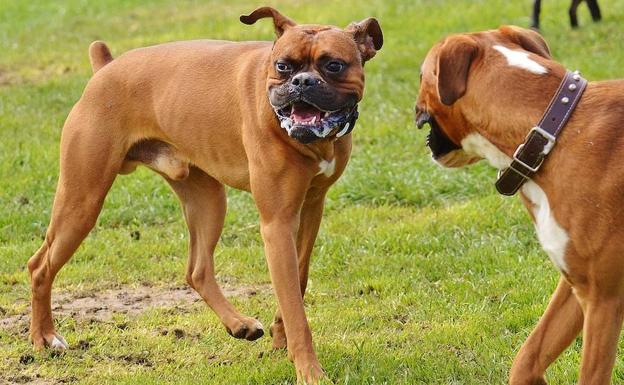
291, 103, 322, 124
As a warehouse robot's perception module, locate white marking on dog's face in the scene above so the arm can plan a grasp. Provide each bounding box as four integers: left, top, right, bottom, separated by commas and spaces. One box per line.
460, 133, 511, 169
521, 181, 569, 273
317, 158, 336, 177
493, 45, 548, 75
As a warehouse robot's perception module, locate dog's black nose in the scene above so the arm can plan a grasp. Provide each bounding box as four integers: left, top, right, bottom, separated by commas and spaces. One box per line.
415, 109, 431, 129
291, 72, 321, 89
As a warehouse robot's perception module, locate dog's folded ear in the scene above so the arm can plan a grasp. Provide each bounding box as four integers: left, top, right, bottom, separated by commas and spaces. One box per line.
240, 7, 296, 37
437, 35, 478, 106
346, 18, 383, 62
499, 25, 551, 59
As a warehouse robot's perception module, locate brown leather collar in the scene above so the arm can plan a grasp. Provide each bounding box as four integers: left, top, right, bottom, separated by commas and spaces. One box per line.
495, 70, 588, 196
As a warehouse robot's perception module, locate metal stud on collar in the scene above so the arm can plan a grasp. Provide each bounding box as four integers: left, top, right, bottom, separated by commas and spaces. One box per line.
568, 83, 577, 91
561, 97, 570, 104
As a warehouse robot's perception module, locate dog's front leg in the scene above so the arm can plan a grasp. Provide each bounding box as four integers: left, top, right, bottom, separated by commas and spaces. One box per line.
577, 295, 624, 385
251, 166, 324, 384
270, 187, 328, 350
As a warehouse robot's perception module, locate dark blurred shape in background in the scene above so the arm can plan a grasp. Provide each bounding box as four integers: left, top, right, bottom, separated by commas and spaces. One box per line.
531, 0, 602, 29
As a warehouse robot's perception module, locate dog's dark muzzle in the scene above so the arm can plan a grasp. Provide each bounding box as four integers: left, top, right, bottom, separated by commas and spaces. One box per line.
416, 111, 461, 159
276, 102, 358, 144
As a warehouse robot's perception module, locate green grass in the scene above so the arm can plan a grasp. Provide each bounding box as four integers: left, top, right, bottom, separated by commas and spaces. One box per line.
2, 0, 624, 384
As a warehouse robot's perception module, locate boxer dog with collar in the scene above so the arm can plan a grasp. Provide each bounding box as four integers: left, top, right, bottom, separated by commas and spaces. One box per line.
415, 26, 624, 385
27, 7, 382, 383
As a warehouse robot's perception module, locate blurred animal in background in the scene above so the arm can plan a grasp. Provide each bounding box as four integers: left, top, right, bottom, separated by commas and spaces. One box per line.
531, 0, 602, 29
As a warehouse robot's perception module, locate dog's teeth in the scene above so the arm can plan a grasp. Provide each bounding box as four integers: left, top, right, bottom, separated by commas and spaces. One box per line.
336, 122, 350, 138
312, 116, 317, 124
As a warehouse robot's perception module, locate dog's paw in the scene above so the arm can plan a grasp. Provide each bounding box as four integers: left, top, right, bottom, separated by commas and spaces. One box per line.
510, 374, 547, 385
225, 316, 264, 341
32, 332, 69, 351
269, 320, 287, 349
294, 357, 325, 385
49, 335, 69, 349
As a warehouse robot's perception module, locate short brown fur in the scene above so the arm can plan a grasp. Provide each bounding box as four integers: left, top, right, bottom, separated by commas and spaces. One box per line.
28, 7, 382, 384
416, 26, 624, 385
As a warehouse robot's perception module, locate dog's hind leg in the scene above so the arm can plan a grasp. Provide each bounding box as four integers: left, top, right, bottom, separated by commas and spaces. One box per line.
509, 278, 584, 385
167, 167, 264, 341
531, 0, 542, 30
569, 0, 583, 28
28, 107, 123, 350
586, 0, 602, 22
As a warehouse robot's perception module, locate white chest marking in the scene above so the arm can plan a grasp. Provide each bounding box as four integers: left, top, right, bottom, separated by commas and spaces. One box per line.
521, 181, 569, 273
459, 133, 569, 273
317, 158, 336, 177
461, 133, 511, 169
493, 45, 548, 75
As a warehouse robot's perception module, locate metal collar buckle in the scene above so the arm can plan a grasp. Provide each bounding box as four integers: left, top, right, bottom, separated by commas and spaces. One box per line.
513, 143, 543, 173
500, 125, 556, 180
528, 125, 557, 155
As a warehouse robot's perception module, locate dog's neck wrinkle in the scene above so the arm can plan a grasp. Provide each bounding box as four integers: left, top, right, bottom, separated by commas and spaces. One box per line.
301, 139, 336, 162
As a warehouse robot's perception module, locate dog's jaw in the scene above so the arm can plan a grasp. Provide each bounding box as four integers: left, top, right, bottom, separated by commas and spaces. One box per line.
460, 133, 512, 169
273, 101, 358, 143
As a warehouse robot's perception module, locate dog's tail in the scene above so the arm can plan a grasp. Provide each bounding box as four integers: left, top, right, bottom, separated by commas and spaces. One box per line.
89, 41, 113, 73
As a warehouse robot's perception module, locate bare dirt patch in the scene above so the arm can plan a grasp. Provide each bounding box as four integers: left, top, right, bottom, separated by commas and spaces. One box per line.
0, 66, 22, 87
0, 64, 77, 88
0, 283, 269, 332
0, 375, 63, 385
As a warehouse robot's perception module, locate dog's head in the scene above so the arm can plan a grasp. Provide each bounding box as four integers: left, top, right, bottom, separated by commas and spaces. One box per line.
241, 7, 383, 144
415, 26, 554, 167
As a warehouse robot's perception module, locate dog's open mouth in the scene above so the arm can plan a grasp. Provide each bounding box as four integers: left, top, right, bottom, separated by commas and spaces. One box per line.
274, 101, 357, 144
423, 116, 461, 159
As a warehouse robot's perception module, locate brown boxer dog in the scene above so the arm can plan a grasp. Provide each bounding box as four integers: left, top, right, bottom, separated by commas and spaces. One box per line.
27, 7, 382, 383
415, 26, 624, 385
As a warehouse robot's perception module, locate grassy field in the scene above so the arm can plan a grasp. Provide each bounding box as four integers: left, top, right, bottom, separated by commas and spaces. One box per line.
2, 0, 624, 384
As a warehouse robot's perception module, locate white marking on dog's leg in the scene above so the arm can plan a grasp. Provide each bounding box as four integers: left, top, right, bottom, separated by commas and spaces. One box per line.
460, 133, 512, 169
493, 45, 548, 75
252, 319, 264, 332
521, 181, 569, 273
317, 158, 336, 177
50, 335, 69, 349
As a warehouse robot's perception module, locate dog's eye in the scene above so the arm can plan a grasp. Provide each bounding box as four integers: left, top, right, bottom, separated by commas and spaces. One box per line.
325, 61, 345, 73
275, 62, 292, 74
